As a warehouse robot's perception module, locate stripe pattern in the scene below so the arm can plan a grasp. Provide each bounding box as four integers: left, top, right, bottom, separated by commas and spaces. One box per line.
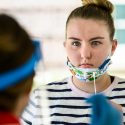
21, 76, 125, 125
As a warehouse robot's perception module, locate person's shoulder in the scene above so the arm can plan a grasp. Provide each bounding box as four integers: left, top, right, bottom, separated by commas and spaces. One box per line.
33, 77, 69, 93
115, 76, 125, 82
114, 76, 125, 84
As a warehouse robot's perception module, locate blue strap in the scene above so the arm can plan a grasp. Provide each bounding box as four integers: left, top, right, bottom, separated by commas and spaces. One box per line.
32, 39, 42, 61
0, 40, 41, 90
0, 54, 36, 90
99, 58, 111, 70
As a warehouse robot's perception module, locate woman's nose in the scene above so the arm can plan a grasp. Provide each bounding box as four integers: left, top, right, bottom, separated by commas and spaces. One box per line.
80, 45, 92, 59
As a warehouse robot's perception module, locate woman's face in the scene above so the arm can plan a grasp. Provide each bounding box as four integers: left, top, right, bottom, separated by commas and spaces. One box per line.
64, 18, 117, 68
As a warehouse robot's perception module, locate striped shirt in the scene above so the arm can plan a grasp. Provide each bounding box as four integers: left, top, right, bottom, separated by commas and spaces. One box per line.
21, 76, 125, 125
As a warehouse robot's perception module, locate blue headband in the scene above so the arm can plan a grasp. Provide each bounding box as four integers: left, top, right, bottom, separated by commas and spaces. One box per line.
0, 40, 41, 90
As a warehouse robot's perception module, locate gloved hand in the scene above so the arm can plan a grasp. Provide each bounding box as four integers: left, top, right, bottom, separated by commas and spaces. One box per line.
87, 94, 123, 125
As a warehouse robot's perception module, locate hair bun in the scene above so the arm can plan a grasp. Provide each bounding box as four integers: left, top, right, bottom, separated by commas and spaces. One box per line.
81, 0, 114, 14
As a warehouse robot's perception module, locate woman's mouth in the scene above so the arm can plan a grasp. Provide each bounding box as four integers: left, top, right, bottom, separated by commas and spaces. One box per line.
79, 63, 94, 68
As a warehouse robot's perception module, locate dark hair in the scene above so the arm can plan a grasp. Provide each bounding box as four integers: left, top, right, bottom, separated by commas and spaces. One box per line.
66, 0, 114, 40
0, 14, 34, 112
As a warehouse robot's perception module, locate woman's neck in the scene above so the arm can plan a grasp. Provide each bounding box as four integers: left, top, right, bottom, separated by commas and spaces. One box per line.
72, 73, 111, 94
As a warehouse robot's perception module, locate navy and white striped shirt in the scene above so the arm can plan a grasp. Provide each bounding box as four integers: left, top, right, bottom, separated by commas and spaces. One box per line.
21, 76, 125, 125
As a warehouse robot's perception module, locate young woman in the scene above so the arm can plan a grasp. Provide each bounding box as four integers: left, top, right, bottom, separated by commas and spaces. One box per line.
21, 0, 125, 124
0, 14, 40, 125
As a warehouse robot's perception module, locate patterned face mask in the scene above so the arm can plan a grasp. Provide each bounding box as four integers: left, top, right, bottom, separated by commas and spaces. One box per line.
67, 56, 111, 83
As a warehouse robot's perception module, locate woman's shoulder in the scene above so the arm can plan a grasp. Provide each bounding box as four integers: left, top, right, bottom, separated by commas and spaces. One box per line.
113, 76, 125, 87
33, 77, 70, 93
114, 76, 125, 83
47, 77, 69, 85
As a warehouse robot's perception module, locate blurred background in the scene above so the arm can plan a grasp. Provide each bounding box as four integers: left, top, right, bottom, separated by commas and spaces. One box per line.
0, 0, 125, 88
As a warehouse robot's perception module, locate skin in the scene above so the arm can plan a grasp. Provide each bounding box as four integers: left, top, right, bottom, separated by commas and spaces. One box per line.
64, 18, 117, 93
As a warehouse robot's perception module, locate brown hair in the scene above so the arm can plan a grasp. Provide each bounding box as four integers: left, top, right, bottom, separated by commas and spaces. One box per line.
66, 0, 114, 40
0, 14, 34, 112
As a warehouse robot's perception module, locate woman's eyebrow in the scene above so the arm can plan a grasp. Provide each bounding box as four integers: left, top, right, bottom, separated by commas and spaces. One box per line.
68, 37, 81, 41
67, 36, 104, 41
89, 37, 104, 41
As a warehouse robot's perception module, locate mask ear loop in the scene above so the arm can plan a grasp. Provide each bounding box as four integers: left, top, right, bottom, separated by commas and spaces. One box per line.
93, 72, 97, 94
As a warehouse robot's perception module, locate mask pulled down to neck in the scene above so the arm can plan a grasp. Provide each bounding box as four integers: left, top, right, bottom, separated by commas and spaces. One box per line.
67, 56, 111, 83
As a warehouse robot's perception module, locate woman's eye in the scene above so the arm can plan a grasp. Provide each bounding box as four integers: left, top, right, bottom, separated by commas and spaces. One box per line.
72, 41, 81, 46
91, 41, 102, 46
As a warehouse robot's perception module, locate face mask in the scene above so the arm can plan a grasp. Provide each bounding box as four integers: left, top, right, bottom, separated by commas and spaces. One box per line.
67, 56, 111, 83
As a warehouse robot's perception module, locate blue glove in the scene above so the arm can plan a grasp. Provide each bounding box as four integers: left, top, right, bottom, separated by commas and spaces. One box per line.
87, 94, 122, 125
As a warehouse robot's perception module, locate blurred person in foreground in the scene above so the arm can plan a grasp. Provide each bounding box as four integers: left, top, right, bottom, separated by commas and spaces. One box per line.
0, 14, 41, 125
21, 0, 125, 125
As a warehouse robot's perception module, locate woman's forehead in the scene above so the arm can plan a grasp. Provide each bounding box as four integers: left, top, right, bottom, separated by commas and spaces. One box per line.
66, 18, 110, 39
67, 18, 107, 28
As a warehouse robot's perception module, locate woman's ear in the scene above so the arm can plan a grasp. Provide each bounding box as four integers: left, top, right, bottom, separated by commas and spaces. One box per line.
111, 39, 117, 56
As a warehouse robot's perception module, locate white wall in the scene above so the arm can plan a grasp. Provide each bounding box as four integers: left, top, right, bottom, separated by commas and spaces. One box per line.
0, 0, 124, 85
